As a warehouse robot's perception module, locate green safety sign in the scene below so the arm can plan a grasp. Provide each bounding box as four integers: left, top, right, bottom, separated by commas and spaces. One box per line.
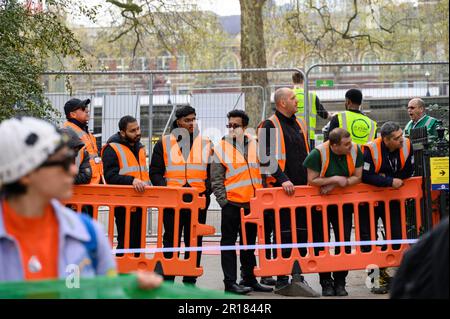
316, 80, 334, 87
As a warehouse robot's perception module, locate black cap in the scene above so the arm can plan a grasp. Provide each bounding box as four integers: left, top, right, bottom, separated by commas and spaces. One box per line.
175, 105, 196, 119
64, 98, 91, 117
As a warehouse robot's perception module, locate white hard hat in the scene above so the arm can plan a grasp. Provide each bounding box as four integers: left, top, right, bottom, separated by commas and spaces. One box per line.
0, 117, 64, 186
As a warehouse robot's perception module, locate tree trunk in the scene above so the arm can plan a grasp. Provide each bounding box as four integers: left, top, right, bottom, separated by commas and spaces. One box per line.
240, 0, 268, 128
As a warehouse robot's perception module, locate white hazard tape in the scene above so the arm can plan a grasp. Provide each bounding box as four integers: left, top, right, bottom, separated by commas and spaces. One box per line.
112, 239, 418, 254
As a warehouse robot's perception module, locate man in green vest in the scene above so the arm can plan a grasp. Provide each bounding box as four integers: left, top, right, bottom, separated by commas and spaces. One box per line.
404, 98, 438, 141
328, 89, 377, 146
292, 71, 331, 149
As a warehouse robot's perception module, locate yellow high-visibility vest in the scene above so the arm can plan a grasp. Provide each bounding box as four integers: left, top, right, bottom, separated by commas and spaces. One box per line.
337, 111, 377, 145
294, 87, 317, 140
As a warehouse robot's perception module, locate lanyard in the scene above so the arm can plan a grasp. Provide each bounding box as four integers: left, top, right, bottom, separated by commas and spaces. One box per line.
387, 153, 398, 173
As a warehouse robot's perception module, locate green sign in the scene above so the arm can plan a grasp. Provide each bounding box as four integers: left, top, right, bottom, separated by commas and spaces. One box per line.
316, 79, 334, 87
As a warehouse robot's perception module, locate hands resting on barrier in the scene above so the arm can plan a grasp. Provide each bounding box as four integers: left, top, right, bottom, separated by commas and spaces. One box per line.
132, 178, 148, 193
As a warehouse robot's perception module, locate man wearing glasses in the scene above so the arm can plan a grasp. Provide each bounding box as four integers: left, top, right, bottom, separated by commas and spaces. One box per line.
62, 98, 103, 184
211, 109, 273, 295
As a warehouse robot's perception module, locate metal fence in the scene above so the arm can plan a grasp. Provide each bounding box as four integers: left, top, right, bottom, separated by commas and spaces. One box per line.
42, 62, 449, 237
304, 61, 449, 141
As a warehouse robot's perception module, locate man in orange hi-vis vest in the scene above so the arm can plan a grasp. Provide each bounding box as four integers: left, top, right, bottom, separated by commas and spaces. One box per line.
150, 105, 212, 286
257, 87, 319, 297
304, 128, 364, 297
361, 121, 414, 295
62, 98, 103, 184
211, 109, 273, 295
102, 116, 150, 257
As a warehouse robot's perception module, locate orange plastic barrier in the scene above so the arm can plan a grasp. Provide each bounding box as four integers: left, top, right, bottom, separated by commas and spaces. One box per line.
63, 185, 215, 276
242, 177, 423, 276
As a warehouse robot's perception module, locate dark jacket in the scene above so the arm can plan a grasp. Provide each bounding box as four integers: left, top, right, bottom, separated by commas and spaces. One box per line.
315, 96, 329, 119
259, 110, 309, 186
68, 118, 90, 133
75, 148, 92, 185
102, 133, 146, 185
211, 135, 251, 208
390, 217, 449, 299
61, 126, 92, 185
149, 122, 211, 195
362, 140, 414, 187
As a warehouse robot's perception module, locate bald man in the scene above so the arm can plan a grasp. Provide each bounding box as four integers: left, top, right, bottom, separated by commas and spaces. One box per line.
404, 98, 438, 140
258, 88, 319, 297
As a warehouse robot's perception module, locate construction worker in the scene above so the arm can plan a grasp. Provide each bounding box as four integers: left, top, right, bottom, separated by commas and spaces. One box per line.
361, 121, 414, 294
404, 97, 438, 141
292, 71, 331, 149
304, 128, 363, 296
102, 116, 149, 257
211, 109, 273, 295
62, 98, 103, 184
0, 117, 162, 288
149, 105, 212, 286
258, 87, 319, 297
328, 89, 377, 146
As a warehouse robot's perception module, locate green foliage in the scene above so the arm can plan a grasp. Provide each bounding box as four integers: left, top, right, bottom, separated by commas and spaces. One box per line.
272, 0, 449, 66
0, 0, 97, 121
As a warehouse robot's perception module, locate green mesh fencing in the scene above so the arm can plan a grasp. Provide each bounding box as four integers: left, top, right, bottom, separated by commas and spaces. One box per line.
0, 275, 241, 299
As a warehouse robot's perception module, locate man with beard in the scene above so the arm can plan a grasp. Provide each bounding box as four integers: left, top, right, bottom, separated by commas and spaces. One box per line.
149, 105, 212, 286
102, 116, 150, 256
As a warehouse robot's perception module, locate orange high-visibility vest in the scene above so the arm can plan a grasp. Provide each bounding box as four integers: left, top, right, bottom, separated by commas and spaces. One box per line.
214, 136, 263, 203
63, 121, 102, 184
74, 145, 86, 168
259, 114, 310, 187
316, 141, 358, 177
103, 142, 150, 182
162, 134, 211, 193
365, 137, 411, 174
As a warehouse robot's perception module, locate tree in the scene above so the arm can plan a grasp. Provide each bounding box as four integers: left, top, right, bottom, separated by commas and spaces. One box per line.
239, 0, 269, 127
0, 0, 97, 120
103, 0, 227, 70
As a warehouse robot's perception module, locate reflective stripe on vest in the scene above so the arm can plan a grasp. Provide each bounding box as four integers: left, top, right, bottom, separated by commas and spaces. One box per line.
316, 141, 358, 177
405, 115, 436, 137
294, 88, 317, 139
162, 134, 210, 192
75, 146, 86, 168
338, 111, 377, 145
366, 137, 411, 174
214, 137, 262, 203
63, 122, 102, 184
267, 114, 310, 171
108, 142, 149, 181
262, 115, 309, 187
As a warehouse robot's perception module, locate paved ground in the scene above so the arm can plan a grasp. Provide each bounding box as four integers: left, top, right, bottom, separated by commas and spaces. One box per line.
165, 247, 390, 299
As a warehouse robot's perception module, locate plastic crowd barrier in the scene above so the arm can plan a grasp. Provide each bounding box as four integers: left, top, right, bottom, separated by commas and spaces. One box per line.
242, 177, 423, 276
63, 185, 215, 276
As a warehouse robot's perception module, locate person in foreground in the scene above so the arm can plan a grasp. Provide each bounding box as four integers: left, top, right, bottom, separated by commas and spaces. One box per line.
0, 117, 161, 290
